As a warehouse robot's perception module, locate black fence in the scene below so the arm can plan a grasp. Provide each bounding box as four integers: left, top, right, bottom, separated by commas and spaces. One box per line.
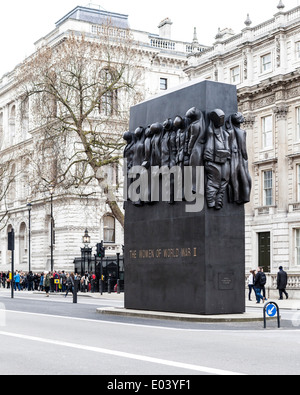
73, 254, 124, 292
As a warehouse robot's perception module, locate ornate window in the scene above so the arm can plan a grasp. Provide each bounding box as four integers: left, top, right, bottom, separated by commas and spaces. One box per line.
230, 66, 240, 84
160, 78, 168, 90
261, 53, 272, 73
296, 107, 300, 141
21, 98, 29, 137
262, 115, 273, 148
263, 170, 273, 206
0, 111, 3, 149
296, 229, 300, 266
99, 69, 118, 116
103, 215, 115, 244
296, 41, 300, 59
9, 105, 16, 142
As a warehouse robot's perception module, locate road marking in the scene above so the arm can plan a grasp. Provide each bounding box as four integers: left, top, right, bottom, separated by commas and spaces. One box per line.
0, 293, 121, 306
0, 309, 205, 332
0, 330, 245, 375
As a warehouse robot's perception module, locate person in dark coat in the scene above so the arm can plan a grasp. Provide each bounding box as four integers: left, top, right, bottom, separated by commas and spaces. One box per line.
277, 266, 289, 300
254, 267, 267, 304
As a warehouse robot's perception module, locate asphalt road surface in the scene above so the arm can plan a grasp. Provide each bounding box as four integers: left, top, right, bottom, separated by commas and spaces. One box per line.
0, 290, 300, 376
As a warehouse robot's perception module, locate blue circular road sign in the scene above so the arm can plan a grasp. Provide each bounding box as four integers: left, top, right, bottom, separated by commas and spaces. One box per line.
266, 303, 277, 317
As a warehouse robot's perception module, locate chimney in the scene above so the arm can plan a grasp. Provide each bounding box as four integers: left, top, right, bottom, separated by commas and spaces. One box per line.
158, 18, 173, 39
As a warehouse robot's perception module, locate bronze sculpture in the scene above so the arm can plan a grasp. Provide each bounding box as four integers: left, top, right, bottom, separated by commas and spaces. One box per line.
132, 127, 145, 167
123, 131, 135, 170
124, 106, 251, 210
187, 107, 206, 194
204, 109, 231, 210
226, 112, 252, 205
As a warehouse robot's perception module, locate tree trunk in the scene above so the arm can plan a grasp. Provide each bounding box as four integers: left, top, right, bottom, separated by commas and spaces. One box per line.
99, 179, 124, 229
107, 198, 124, 229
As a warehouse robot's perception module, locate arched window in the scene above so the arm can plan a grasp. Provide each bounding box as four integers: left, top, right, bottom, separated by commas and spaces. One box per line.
103, 215, 115, 244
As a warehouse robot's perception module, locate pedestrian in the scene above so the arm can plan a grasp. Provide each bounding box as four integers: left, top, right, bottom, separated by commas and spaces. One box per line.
27, 271, 34, 291
277, 266, 289, 300
247, 270, 255, 301
61, 271, 67, 292
91, 273, 96, 293
39, 273, 44, 291
34, 273, 40, 290
1, 272, 6, 288
44, 272, 51, 297
53, 271, 60, 293
260, 267, 267, 299
65, 273, 74, 297
254, 267, 267, 304
14, 271, 21, 291
50, 272, 54, 293
81, 273, 89, 293
6, 272, 11, 289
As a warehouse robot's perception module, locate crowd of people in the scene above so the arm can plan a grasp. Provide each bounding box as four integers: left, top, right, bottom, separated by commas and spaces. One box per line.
247, 266, 289, 303
0, 270, 98, 296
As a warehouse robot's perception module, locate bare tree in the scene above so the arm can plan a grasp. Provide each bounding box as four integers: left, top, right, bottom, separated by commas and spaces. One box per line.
0, 157, 21, 230
17, 22, 144, 228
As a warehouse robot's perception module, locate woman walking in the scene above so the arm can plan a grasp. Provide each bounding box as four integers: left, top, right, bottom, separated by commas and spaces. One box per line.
247, 270, 255, 301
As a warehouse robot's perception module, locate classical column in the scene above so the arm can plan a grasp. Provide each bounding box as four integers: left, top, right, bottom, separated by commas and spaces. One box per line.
274, 104, 289, 213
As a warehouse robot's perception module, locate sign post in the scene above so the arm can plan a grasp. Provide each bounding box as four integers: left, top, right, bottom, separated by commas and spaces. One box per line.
264, 301, 280, 329
8, 229, 15, 299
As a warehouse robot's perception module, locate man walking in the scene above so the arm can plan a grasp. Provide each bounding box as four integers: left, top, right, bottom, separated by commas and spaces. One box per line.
254, 267, 267, 304
14, 271, 21, 291
277, 266, 289, 300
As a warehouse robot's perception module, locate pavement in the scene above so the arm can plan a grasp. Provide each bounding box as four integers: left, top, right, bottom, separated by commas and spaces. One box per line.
94, 295, 300, 323
246, 298, 300, 310
95, 306, 270, 323
45, 291, 300, 310
1, 288, 299, 322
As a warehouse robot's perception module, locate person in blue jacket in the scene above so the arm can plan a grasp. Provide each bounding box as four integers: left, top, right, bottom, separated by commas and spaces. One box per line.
14, 270, 21, 291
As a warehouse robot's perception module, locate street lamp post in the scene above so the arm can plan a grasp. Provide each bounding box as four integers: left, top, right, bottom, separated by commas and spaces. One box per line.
81, 229, 92, 276
49, 184, 55, 272
27, 202, 32, 272
82, 228, 91, 246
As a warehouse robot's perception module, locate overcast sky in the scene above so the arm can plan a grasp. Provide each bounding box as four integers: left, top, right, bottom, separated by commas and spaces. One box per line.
0, 0, 299, 78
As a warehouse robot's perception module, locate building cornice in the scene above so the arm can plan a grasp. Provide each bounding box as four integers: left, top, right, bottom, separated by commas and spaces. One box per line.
237, 69, 300, 99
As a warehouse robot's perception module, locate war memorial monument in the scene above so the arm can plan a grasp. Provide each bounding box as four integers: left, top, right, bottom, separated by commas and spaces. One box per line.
123, 80, 251, 315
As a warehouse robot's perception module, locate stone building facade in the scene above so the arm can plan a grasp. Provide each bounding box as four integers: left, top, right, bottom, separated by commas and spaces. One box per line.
0, 5, 204, 272
185, 2, 300, 291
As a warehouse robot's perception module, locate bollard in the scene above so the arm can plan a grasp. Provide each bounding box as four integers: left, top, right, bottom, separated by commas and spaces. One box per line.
73, 280, 79, 304
108, 278, 111, 294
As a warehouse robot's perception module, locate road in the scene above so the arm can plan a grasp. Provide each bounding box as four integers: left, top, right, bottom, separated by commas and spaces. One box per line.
0, 290, 300, 376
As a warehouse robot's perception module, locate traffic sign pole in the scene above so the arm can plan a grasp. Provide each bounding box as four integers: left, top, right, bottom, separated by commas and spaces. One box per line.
263, 301, 280, 329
